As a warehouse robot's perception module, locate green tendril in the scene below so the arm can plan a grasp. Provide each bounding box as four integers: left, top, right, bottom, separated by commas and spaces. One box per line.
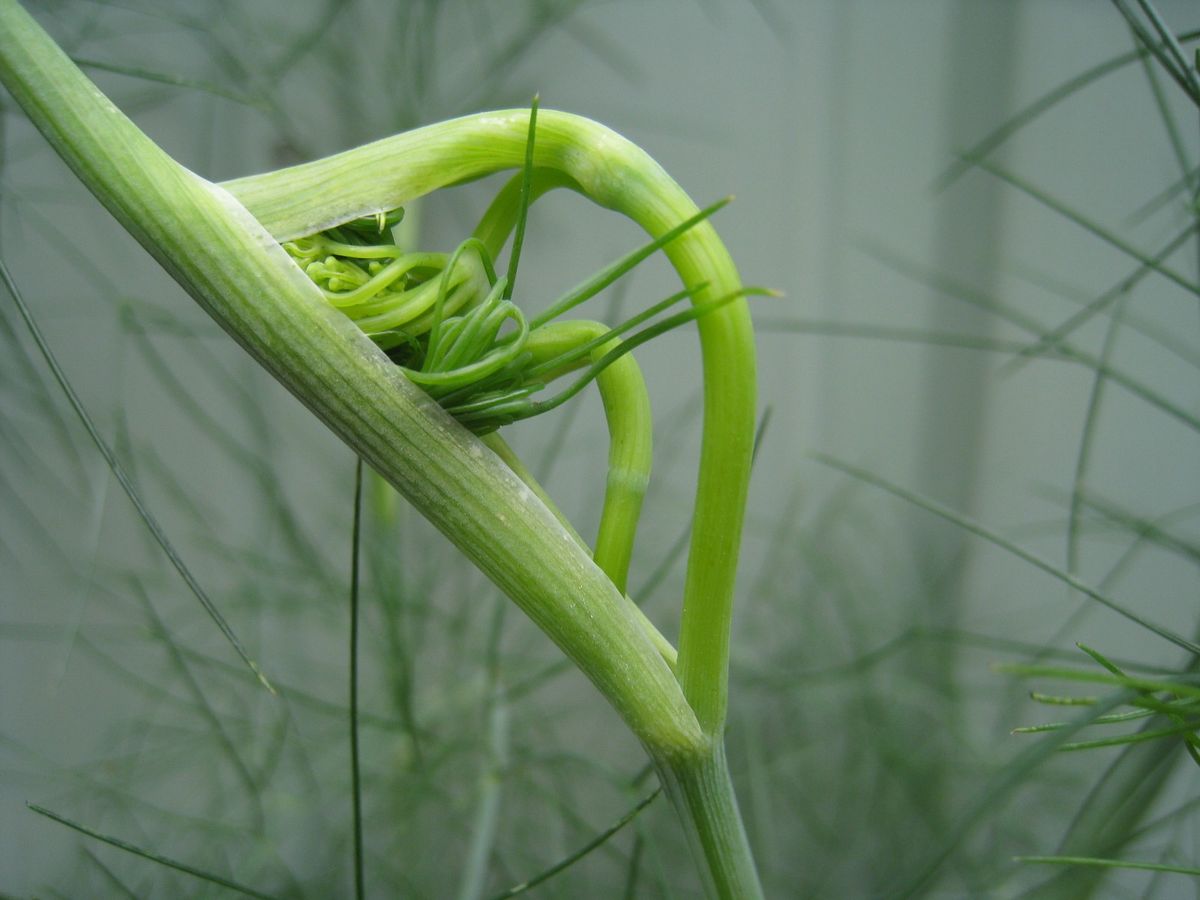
529, 197, 730, 330
280, 94, 750, 447
520, 288, 768, 420
503, 94, 538, 302
523, 284, 706, 381
286, 200, 737, 436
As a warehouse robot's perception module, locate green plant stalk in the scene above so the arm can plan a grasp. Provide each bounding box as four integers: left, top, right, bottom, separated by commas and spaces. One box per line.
522, 319, 652, 596
0, 3, 761, 895
0, 0, 691, 754
657, 743, 763, 900
220, 67, 761, 900
227, 110, 763, 897
479, 429, 677, 671
221, 107, 757, 740
472, 173, 655, 596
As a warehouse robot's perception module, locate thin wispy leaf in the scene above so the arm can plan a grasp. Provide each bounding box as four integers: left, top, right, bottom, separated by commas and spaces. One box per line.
0, 258, 274, 693
27, 804, 280, 900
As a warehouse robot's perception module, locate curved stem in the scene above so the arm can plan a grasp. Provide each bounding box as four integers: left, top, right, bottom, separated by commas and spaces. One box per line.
227, 112, 756, 737
0, 0, 703, 760
223, 106, 761, 898
523, 320, 651, 596
474, 172, 655, 597
0, 9, 761, 893
481, 429, 677, 673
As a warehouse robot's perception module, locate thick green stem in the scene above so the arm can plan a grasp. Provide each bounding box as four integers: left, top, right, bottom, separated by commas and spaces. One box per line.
222, 106, 758, 738
234, 122, 764, 890
656, 745, 765, 900
480, 429, 677, 671
0, 0, 701, 759
0, 3, 761, 894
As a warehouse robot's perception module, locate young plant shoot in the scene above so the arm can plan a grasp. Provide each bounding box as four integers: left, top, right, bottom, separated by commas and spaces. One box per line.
0, 2, 763, 896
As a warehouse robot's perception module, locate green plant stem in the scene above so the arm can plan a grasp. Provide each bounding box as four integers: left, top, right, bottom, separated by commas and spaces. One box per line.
656, 744, 764, 899
481, 428, 678, 672
473, 171, 658, 595
0, 0, 697, 758
0, 5, 761, 895
523, 319, 652, 595
224, 102, 761, 895
349, 457, 365, 900
221, 106, 758, 739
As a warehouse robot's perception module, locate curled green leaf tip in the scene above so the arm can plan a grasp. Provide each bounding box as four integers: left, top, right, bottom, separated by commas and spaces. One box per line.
284, 200, 741, 435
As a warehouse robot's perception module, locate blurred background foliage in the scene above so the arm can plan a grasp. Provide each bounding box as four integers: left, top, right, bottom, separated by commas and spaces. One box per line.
1, 0, 1198, 897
